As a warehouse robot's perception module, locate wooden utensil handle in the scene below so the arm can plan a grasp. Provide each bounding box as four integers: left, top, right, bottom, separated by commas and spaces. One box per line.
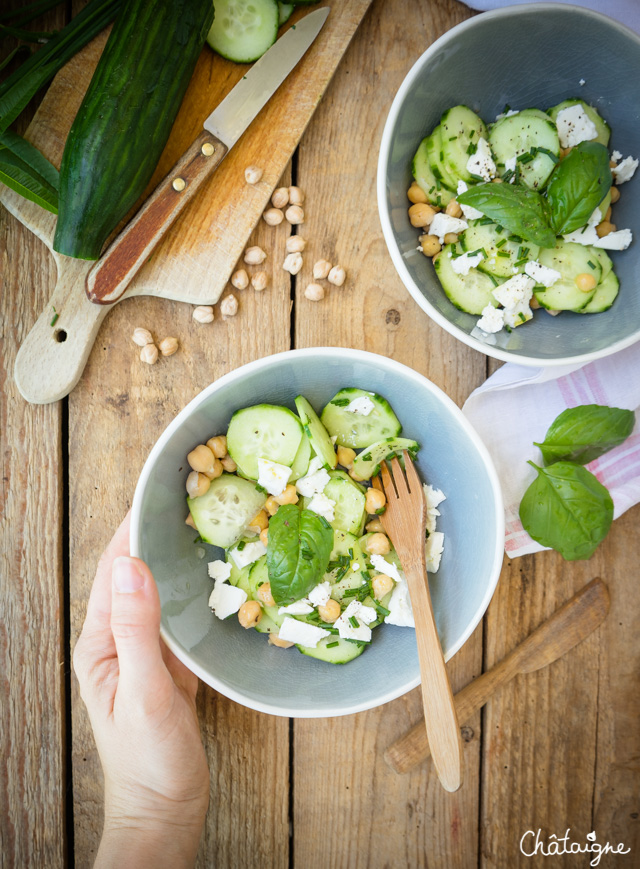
86, 130, 228, 305
384, 578, 610, 775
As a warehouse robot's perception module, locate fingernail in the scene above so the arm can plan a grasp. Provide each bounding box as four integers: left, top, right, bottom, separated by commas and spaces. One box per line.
112, 556, 145, 593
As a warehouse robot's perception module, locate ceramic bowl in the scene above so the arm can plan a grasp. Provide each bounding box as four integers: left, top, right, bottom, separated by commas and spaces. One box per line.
130, 349, 504, 718
378, 3, 640, 366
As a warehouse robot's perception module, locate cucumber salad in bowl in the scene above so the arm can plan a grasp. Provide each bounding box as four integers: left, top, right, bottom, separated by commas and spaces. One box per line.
408, 99, 637, 340
183, 389, 445, 665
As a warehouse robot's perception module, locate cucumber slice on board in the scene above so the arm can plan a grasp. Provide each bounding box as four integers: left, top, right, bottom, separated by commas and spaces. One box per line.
351, 438, 420, 481
188, 474, 266, 548
227, 404, 304, 479
207, 0, 278, 63
434, 243, 500, 315
278, 2, 294, 25
440, 105, 489, 184
582, 270, 619, 313
462, 221, 540, 278
547, 99, 611, 147
321, 388, 402, 449
489, 108, 559, 190
295, 395, 338, 469
412, 138, 454, 207
297, 635, 365, 664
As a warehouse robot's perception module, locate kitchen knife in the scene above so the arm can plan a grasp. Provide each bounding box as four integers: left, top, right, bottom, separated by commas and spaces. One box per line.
85, 7, 329, 305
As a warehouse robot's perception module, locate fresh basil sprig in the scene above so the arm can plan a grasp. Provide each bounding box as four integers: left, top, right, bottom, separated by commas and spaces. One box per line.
546, 141, 612, 235
534, 404, 636, 465
519, 460, 613, 561
267, 505, 333, 606
456, 182, 556, 248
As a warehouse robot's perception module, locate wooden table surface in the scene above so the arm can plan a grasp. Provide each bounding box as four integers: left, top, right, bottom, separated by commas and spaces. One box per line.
2, 1, 639, 866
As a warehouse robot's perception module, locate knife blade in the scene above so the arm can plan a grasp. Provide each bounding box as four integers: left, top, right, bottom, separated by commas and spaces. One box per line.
85, 7, 329, 305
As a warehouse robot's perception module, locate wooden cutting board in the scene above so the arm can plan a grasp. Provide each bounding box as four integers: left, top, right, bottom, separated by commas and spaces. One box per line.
2, 0, 372, 404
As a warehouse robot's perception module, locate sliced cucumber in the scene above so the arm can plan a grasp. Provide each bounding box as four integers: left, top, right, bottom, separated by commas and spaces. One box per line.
547, 99, 611, 146
462, 220, 540, 278
295, 395, 337, 470
188, 474, 266, 548
289, 429, 311, 481
489, 108, 559, 190
582, 270, 619, 313
328, 530, 368, 601
206, 0, 278, 63
321, 388, 402, 449
227, 404, 303, 479
434, 243, 500, 315
351, 437, 420, 481
278, 2, 294, 25
440, 105, 488, 184
247, 554, 269, 598
412, 138, 454, 207
534, 279, 595, 312
297, 635, 365, 664
254, 607, 282, 635
588, 247, 613, 282
426, 127, 458, 192
321, 471, 366, 535
228, 560, 252, 593
538, 240, 603, 284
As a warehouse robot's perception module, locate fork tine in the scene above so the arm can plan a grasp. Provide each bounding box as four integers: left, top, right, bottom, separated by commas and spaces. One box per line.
371, 474, 384, 495
389, 456, 409, 497
403, 450, 421, 495
380, 460, 396, 498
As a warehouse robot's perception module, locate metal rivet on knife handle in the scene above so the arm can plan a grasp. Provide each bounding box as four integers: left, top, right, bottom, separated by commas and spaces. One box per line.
201, 142, 215, 156
172, 177, 186, 192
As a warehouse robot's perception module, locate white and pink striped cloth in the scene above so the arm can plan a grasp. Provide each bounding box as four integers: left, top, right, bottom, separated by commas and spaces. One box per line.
463, 343, 640, 557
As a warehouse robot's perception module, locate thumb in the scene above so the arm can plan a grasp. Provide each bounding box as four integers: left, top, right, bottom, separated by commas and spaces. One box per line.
110, 556, 167, 697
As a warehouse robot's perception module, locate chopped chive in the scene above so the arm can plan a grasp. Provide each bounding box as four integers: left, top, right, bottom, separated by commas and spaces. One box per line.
326, 641, 339, 648
330, 398, 350, 406
373, 602, 390, 617
536, 147, 559, 163
496, 251, 510, 258
508, 234, 523, 243
495, 225, 504, 233
502, 169, 514, 183
466, 142, 478, 155
236, 540, 246, 551
478, 216, 495, 226
469, 173, 484, 182
587, 260, 596, 269
518, 312, 527, 322
255, 484, 267, 494
348, 615, 360, 629
448, 136, 457, 141
504, 324, 513, 333
439, 150, 444, 162
360, 453, 372, 462
432, 166, 442, 180
50, 308, 59, 326
495, 238, 507, 249
488, 274, 499, 286
514, 258, 530, 267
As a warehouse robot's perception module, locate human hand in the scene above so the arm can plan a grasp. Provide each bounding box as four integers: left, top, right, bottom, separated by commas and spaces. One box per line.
73, 513, 209, 868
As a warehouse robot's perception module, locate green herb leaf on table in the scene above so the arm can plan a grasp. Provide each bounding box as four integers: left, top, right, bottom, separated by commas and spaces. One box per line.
457, 182, 556, 248
546, 141, 612, 235
534, 404, 636, 465
519, 461, 614, 561
0, 144, 57, 212
267, 505, 333, 605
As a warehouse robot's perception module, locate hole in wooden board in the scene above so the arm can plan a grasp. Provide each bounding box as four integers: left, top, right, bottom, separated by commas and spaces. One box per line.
54, 329, 67, 343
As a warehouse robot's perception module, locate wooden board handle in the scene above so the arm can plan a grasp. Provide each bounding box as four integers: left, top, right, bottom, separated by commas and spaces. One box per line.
384, 578, 610, 775
86, 130, 228, 305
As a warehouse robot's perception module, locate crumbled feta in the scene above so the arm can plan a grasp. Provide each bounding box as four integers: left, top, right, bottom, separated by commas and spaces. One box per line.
423, 484, 446, 536
425, 531, 445, 573
208, 581, 247, 620
229, 540, 267, 569
495, 108, 520, 121
257, 458, 291, 496
370, 553, 403, 584
384, 578, 415, 628
456, 180, 484, 220
466, 137, 496, 182
476, 304, 504, 333
524, 261, 561, 288
492, 273, 535, 309
579, 78, 586, 86
208, 560, 232, 583
504, 300, 534, 328
295, 455, 330, 497
346, 395, 375, 415
351, 561, 361, 572
278, 601, 314, 616
555, 105, 597, 148
335, 600, 377, 642
278, 617, 331, 648
307, 581, 332, 607
611, 155, 638, 184
563, 225, 633, 250
306, 492, 336, 522
429, 212, 468, 243
451, 251, 485, 276
611, 150, 623, 162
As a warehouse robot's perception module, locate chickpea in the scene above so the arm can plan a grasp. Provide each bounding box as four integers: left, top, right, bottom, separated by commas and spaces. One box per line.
445, 199, 462, 218
365, 487, 386, 514
269, 633, 294, 648
271, 187, 289, 209
596, 221, 616, 238
575, 272, 597, 292
275, 484, 299, 506
408, 202, 436, 228
419, 234, 441, 257
206, 435, 227, 458
407, 182, 428, 204
443, 232, 458, 244
366, 517, 384, 534
187, 443, 215, 473
348, 467, 365, 482
610, 186, 621, 203
605, 206, 612, 222
259, 527, 269, 547
264, 495, 280, 516
366, 532, 390, 556
248, 509, 269, 533
185, 512, 196, 529
204, 457, 223, 480
609, 159, 617, 168
372, 574, 394, 600
317, 598, 341, 623
336, 445, 356, 468
221, 455, 237, 473
186, 471, 210, 499
288, 186, 305, 206
238, 600, 262, 629
286, 235, 307, 253
491, 177, 503, 184
257, 581, 276, 607
560, 147, 572, 159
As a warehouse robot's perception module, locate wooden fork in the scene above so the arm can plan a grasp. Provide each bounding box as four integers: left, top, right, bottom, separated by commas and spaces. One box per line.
373, 452, 463, 792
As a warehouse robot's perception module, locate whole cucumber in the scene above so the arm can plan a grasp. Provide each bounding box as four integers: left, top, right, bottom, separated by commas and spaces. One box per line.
53, 0, 214, 260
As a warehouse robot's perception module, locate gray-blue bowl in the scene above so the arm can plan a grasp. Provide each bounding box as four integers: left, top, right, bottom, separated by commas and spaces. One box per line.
130, 349, 504, 717
378, 3, 640, 366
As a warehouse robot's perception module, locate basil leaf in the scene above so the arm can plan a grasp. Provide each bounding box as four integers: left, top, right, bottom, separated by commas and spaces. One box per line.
534, 404, 635, 465
519, 461, 613, 561
267, 505, 333, 605
457, 182, 556, 248
546, 142, 612, 234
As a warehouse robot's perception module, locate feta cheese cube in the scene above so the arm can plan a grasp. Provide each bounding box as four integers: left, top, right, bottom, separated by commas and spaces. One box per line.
426, 531, 445, 574
345, 395, 375, 415
563, 224, 600, 246
429, 213, 468, 243
208, 581, 247, 620
229, 540, 267, 569
307, 581, 332, 607
555, 105, 597, 148
278, 601, 314, 616
335, 600, 377, 642
466, 137, 497, 182
384, 578, 415, 628
503, 300, 534, 328
423, 485, 446, 511
476, 305, 504, 334
306, 492, 336, 523
611, 150, 623, 162
257, 458, 292, 496
611, 155, 638, 184
295, 455, 331, 497
278, 617, 331, 648
492, 273, 535, 309
593, 228, 633, 250
524, 261, 561, 287
456, 180, 484, 220
208, 560, 232, 583
451, 251, 485, 276
370, 553, 403, 585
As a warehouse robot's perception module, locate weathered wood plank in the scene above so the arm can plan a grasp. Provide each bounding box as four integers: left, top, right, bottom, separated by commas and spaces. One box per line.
293, 0, 487, 865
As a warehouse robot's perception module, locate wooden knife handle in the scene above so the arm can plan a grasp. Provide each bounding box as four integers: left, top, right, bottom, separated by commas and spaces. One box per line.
86, 130, 228, 305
